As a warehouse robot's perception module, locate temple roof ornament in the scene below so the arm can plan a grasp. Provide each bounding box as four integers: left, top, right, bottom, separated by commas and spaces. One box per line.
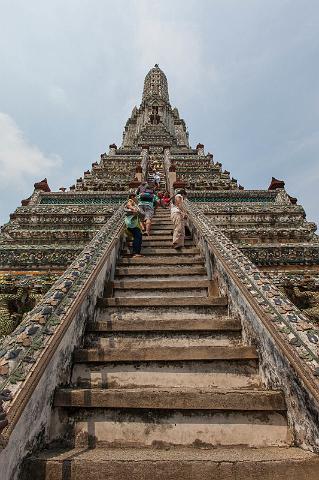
142, 64, 170, 104
268, 177, 285, 190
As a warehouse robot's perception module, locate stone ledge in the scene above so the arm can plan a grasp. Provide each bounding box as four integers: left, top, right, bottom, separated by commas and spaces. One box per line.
73, 345, 257, 362
54, 387, 286, 411
22, 446, 319, 480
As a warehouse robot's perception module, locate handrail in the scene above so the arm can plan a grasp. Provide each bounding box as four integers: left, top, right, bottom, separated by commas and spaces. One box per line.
186, 200, 319, 395
0, 204, 125, 443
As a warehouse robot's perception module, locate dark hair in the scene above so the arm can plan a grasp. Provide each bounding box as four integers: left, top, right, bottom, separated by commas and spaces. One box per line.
129, 193, 136, 199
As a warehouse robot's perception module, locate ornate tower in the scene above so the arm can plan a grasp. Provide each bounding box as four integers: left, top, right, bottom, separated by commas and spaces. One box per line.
122, 64, 189, 148
1, 65, 319, 480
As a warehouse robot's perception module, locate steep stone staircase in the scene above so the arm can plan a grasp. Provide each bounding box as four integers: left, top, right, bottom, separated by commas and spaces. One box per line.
147, 163, 166, 191
23, 208, 319, 479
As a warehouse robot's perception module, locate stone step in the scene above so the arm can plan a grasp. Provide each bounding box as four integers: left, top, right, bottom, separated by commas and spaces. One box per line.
83, 332, 242, 349
72, 359, 260, 390
141, 235, 191, 241
99, 296, 227, 307
131, 248, 200, 256
112, 279, 210, 297
151, 215, 172, 220
115, 266, 207, 276
113, 288, 208, 298
23, 446, 319, 480
71, 408, 290, 448
112, 279, 210, 290
151, 221, 174, 226
54, 387, 286, 411
73, 345, 257, 362
95, 305, 228, 324
87, 315, 240, 332
150, 225, 173, 230
118, 257, 204, 265
139, 240, 194, 247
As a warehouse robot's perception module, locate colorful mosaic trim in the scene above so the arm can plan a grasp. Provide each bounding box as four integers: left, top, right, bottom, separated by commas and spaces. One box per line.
186, 201, 319, 376
0, 205, 125, 431
40, 197, 126, 205
190, 196, 275, 203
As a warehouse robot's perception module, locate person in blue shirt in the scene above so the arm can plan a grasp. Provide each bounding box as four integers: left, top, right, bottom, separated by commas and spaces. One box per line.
136, 183, 158, 236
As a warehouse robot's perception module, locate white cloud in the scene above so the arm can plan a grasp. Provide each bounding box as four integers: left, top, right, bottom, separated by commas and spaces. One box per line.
48, 85, 70, 109
0, 112, 62, 189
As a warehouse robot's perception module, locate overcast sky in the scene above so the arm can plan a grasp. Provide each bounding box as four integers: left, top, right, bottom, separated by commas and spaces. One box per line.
0, 0, 318, 227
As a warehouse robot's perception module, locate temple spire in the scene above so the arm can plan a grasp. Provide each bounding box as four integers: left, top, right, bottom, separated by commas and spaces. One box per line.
142, 64, 170, 104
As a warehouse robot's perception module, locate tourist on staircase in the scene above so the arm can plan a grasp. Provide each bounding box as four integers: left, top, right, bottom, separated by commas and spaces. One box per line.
124, 194, 143, 257
136, 182, 158, 236
162, 191, 171, 208
171, 189, 186, 250
153, 170, 161, 187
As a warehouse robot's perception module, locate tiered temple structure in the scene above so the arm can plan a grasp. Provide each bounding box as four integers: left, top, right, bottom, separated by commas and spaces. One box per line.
1, 65, 318, 335
1, 65, 319, 479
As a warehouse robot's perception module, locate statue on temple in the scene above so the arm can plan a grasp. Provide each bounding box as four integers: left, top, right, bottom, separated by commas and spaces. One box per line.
150, 106, 160, 125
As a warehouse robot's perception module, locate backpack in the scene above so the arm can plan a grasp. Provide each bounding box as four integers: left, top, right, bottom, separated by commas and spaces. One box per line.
139, 189, 154, 202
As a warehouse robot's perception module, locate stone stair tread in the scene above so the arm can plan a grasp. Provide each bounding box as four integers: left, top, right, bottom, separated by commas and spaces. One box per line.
84, 333, 241, 350
86, 316, 240, 332
73, 345, 257, 362
116, 266, 207, 276
24, 444, 319, 462
112, 279, 210, 289
124, 248, 200, 256
23, 446, 319, 480
118, 257, 204, 265
139, 240, 194, 247
54, 387, 286, 410
99, 296, 227, 307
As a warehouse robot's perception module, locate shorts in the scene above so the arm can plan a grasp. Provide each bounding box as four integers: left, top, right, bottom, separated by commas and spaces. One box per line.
138, 204, 154, 220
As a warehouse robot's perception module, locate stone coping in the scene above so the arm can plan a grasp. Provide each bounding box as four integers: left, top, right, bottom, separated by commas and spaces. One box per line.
186, 201, 319, 387
0, 205, 125, 444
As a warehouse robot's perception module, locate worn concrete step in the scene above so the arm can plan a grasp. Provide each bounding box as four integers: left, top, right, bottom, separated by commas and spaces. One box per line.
140, 234, 176, 240
55, 387, 286, 411
71, 408, 290, 448
112, 279, 210, 290
141, 235, 191, 241
99, 296, 227, 307
150, 225, 173, 230
87, 316, 240, 332
152, 215, 172, 219
112, 287, 208, 298
151, 222, 174, 227
111, 279, 215, 298
115, 266, 207, 277
118, 257, 204, 266
139, 240, 194, 247
72, 359, 259, 390
73, 345, 257, 362
128, 248, 200, 256
151, 216, 173, 220
95, 305, 229, 324
23, 446, 319, 480
83, 332, 242, 350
